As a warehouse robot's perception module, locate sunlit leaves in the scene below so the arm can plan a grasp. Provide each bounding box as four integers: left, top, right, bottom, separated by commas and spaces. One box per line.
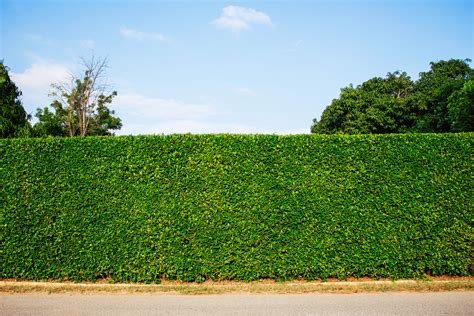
0, 134, 472, 282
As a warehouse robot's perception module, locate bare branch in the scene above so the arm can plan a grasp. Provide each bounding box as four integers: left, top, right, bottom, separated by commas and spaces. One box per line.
50, 54, 113, 136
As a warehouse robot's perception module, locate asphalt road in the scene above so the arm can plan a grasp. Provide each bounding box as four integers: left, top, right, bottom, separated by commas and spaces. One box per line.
1, 292, 473, 315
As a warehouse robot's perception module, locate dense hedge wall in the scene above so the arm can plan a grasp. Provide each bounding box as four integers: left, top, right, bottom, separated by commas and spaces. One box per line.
1, 134, 472, 282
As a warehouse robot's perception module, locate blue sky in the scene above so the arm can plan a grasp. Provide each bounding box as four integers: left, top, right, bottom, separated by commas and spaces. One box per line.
1, 0, 472, 135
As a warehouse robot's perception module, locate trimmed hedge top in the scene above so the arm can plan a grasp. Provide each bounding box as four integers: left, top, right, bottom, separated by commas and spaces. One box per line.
1, 133, 472, 282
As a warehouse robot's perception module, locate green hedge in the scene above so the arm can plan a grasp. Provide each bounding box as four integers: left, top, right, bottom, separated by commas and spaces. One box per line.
1, 134, 472, 282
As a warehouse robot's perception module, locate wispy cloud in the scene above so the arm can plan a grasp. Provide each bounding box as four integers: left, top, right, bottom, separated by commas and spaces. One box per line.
212, 6, 273, 33
284, 40, 303, 53
10, 59, 71, 112
112, 92, 284, 135
120, 27, 166, 42
234, 87, 257, 96
101, 92, 309, 135
113, 93, 216, 121
113, 93, 263, 135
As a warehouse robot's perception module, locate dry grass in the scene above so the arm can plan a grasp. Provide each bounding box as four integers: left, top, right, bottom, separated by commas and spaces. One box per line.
1, 277, 473, 295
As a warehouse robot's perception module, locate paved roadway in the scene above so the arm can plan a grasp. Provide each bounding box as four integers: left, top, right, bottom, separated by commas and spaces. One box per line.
1, 292, 473, 315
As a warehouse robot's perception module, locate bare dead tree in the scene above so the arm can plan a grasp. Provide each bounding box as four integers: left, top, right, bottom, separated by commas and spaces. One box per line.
50, 56, 111, 136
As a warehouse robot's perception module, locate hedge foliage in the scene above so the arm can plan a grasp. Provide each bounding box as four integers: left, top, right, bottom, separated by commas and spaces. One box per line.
1, 134, 472, 282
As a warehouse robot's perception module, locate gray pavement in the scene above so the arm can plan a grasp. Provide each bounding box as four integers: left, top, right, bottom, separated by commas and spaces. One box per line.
1, 292, 473, 315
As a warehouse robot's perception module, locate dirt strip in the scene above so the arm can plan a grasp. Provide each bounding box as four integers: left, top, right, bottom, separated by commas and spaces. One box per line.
1, 277, 473, 295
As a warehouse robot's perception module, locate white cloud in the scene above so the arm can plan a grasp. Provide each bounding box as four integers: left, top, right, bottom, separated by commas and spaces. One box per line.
10, 60, 71, 112
212, 6, 273, 33
120, 27, 166, 42
234, 87, 257, 96
113, 93, 280, 135
105, 93, 310, 135
113, 93, 216, 121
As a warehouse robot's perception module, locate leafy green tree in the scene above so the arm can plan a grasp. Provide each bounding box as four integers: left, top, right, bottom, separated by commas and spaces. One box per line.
446, 79, 474, 132
409, 59, 473, 132
84, 91, 122, 136
34, 93, 122, 137
311, 59, 473, 134
34, 56, 122, 137
33, 101, 67, 137
311, 71, 414, 134
0, 61, 31, 138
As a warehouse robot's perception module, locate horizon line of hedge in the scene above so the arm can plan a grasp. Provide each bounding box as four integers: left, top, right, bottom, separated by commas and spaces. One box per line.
1, 133, 472, 282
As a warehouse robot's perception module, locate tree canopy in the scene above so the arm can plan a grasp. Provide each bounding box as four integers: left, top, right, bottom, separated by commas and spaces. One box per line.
33, 56, 122, 137
0, 62, 31, 138
311, 59, 473, 134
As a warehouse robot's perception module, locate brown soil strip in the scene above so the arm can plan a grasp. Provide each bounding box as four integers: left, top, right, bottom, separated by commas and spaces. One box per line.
1, 277, 473, 295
